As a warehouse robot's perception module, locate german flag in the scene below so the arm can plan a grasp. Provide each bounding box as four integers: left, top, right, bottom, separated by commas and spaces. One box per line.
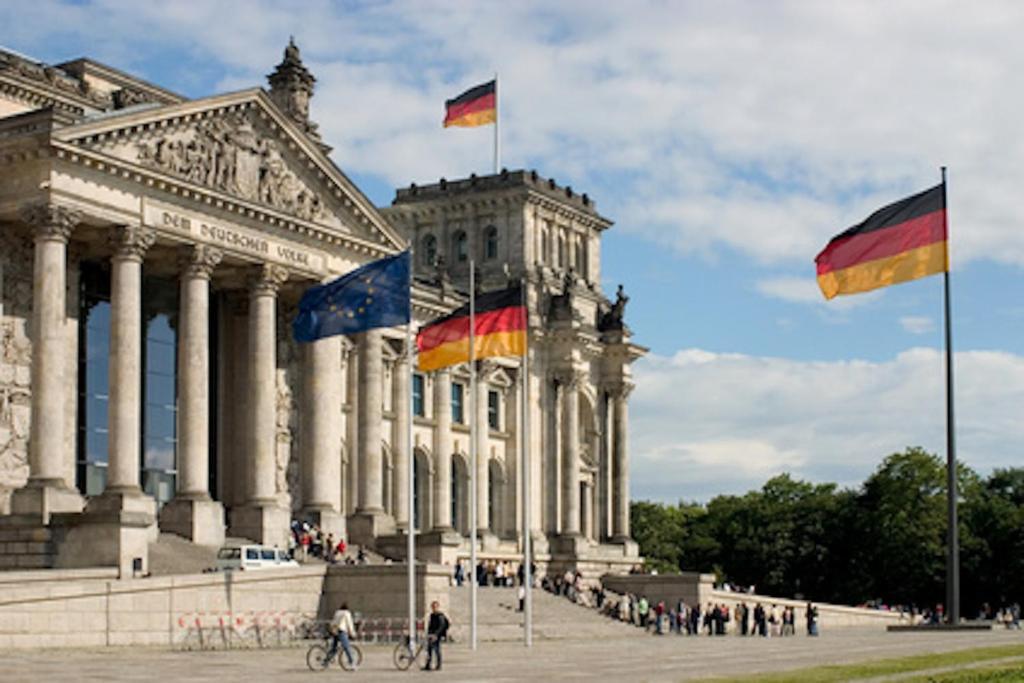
443, 79, 496, 128
816, 184, 947, 299
417, 284, 526, 372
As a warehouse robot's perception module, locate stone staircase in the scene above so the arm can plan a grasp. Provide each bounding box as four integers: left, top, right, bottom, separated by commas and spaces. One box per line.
447, 584, 646, 642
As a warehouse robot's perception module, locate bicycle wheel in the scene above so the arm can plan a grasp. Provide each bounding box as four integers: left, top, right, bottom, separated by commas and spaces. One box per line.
338, 644, 363, 671
306, 644, 331, 671
393, 639, 416, 671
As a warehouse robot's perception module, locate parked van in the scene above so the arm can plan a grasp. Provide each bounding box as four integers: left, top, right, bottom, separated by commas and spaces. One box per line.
216, 545, 299, 571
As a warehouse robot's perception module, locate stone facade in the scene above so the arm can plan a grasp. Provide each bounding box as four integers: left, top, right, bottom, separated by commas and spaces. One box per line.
0, 42, 642, 576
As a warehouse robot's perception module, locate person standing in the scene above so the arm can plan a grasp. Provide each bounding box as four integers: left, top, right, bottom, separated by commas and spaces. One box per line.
806, 602, 819, 636
423, 600, 450, 672
327, 602, 357, 670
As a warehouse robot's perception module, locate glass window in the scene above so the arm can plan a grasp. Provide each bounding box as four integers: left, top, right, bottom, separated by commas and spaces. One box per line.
453, 231, 467, 262
218, 548, 241, 560
488, 390, 500, 430
246, 548, 259, 560
77, 262, 111, 496
451, 382, 464, 424
422, 234, 437, 266
412, 374, 425, 417
484, 226, 498, 261
141, 277, 179, 509
261, 548, 275, 561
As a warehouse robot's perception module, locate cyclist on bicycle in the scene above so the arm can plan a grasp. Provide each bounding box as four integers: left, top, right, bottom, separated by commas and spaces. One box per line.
327, 602, 357, 669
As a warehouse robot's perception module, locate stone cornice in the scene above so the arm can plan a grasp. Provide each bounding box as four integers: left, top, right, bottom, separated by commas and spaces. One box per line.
47, 140, 397, 264
52, 89, 407, 253
0, 79, 86, 117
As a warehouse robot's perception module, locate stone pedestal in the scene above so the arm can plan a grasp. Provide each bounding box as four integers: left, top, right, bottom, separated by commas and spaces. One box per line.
230, 503, 291, 548
299, 506, 346, 539
57, 490, 157, 577
376, 528, 462, 565
159, 495, 226, 547
551, 533, 590, 557
347, 510, 395, 548
10, 480, 84, 522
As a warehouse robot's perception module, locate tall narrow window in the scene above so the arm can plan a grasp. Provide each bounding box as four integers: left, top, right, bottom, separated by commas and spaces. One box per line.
142, 276, 179, 510
483, 225, 499, 261
77, 262, 111, 497
412, 373, 425, 417
421, 234, 437, 267
558, 234, 566, 269
453, 231, 468, 262
487, 390, 500, 430
451, 382, 465, 423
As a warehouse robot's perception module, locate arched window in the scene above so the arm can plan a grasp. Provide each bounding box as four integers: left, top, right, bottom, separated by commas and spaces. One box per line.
453, 230, 468, 262
483, 225, 498, 261
421, 234, 437, 266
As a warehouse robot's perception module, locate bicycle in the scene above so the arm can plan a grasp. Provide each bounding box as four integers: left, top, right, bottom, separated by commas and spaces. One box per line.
306, 635, 363, 672
392, 635, 428, 671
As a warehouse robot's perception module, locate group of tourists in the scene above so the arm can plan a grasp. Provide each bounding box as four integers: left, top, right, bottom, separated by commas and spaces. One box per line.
453, 559, 531, 588
601, 594, 820, 637
288, 520, 367, 565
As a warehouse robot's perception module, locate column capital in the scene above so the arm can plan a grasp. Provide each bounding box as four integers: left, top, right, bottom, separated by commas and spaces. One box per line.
604, 381, 635, 400
554, 368, 587, 391
248, 263, 289, 296
179, 245, 223, 280
110, 225, 156, 263
21, 202, 81, 243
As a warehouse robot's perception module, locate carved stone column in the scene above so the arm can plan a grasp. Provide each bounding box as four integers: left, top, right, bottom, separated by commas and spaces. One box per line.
102, 226, 156, 497
611, 383, 634, 541
560, 371, 582, 537
299, 330, 345, 538
393, 341, 411, 531
160, 246, 224, 546
431, 369, 453, 531
229, 264, 290, 547
11, 204, 84, 520
348, 328, 394, 546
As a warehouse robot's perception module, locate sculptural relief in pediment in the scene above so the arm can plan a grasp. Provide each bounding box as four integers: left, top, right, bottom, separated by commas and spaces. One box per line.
133, 111, 325, 222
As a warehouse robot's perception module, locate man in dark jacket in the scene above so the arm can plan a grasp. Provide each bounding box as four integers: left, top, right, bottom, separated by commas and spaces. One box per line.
423, 600, 450, 671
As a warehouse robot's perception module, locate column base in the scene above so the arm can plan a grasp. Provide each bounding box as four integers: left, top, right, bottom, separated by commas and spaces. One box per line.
610, 535, 640, 557
475, 529, 502, 552
229, 502, 290, 548
347, 509, 396, 548
551, 533, 591, 557
377, 528, 462, 564
50, 490, 156, 577
299, 506, 346, 539
159, 495, 226, 547
9, 478, 84, 523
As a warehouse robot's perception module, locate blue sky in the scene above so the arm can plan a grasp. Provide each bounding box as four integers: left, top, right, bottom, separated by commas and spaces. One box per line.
6, 0, 1022, 502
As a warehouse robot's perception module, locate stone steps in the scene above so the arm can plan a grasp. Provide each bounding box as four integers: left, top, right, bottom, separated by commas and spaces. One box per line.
0, 516, 55, 570
447, 584, 645, 642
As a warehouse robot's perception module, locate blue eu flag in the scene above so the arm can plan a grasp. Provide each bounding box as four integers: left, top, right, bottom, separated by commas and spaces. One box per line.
292, 251, 410, 342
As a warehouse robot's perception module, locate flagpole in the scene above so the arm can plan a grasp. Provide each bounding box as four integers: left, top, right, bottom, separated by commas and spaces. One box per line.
493, 73, 500, 174
941, 166, 959, 625
520, 276, 533, 647
469, 260, 478, 650
406, 248, 417, 645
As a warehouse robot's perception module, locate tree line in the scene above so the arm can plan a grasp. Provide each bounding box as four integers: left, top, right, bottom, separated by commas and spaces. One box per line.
631, 447, 1024, 613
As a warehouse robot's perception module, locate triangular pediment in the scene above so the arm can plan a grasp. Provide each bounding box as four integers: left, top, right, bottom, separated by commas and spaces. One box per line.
53, 88, 405, 252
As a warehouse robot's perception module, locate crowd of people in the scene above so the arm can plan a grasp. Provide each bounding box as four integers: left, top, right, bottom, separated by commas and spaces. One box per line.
599, 595, 820, 637
288, 520, 367, 565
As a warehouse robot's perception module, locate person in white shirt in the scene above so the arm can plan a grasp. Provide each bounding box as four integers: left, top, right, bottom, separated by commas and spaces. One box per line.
328, 602, 357, 668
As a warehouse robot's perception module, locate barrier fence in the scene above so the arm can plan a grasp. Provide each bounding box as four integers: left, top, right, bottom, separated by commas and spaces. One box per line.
174, 611, 425, 651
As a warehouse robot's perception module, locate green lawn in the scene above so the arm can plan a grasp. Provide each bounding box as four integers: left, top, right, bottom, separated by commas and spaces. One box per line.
711, 644, 1024, 682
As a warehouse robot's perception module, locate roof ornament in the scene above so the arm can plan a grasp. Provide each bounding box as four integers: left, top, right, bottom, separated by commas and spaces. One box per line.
267, 38, 322, 142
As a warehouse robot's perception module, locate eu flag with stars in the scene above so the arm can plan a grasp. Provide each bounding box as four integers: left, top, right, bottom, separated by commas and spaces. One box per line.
293, 251, 410, 342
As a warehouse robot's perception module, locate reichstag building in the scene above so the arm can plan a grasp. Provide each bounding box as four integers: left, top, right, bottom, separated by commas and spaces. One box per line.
0, 41, 644, 576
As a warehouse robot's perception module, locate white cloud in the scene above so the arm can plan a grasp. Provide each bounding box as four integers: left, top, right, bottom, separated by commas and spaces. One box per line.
755, 276, 882, 314
631, 347, 1024, 502
899, 316, 936, 335
6, 1, 1024, 269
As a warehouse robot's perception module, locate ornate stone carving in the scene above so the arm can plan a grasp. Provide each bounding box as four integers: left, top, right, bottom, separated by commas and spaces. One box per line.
109, 225, 156, 262
598, 284, 630, 332
20, 203, 81, 243
136, 112, 325, 221
112, 87, 153, 110
555, 368, 586, 391
266, 38, 321, 142
605, 381, 635, 401
179, 245, 223, 280
248, 263, 289, 296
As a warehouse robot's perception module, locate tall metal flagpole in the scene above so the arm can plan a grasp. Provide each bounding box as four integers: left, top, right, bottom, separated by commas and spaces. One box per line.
942, 166, 959, 625
469, 260, 478, 650
520, 277, 533, 647
493, 73, 500, 174
406, 247, 417, 644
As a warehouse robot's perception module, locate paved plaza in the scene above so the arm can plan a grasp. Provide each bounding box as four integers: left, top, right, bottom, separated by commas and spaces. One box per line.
1, 628, 1021, 682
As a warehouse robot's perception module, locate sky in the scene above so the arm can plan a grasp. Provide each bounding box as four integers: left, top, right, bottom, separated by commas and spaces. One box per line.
5, 0, 1022, 503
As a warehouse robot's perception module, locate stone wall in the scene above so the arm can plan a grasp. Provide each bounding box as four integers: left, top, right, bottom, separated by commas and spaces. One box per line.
0, 562, 450, 649
601, 573, 904, 630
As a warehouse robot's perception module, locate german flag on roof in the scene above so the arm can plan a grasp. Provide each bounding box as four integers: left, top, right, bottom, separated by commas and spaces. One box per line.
815, 184, 947, 300
416, 284, 525, 372
443, 79, 496, 128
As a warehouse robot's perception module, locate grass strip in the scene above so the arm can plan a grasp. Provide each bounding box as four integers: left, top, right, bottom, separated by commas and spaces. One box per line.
710, 644, 1024, 682
900, 662, 1024, 682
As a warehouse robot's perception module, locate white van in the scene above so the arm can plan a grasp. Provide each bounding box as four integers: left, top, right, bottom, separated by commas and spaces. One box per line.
216, 545, 299, 571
